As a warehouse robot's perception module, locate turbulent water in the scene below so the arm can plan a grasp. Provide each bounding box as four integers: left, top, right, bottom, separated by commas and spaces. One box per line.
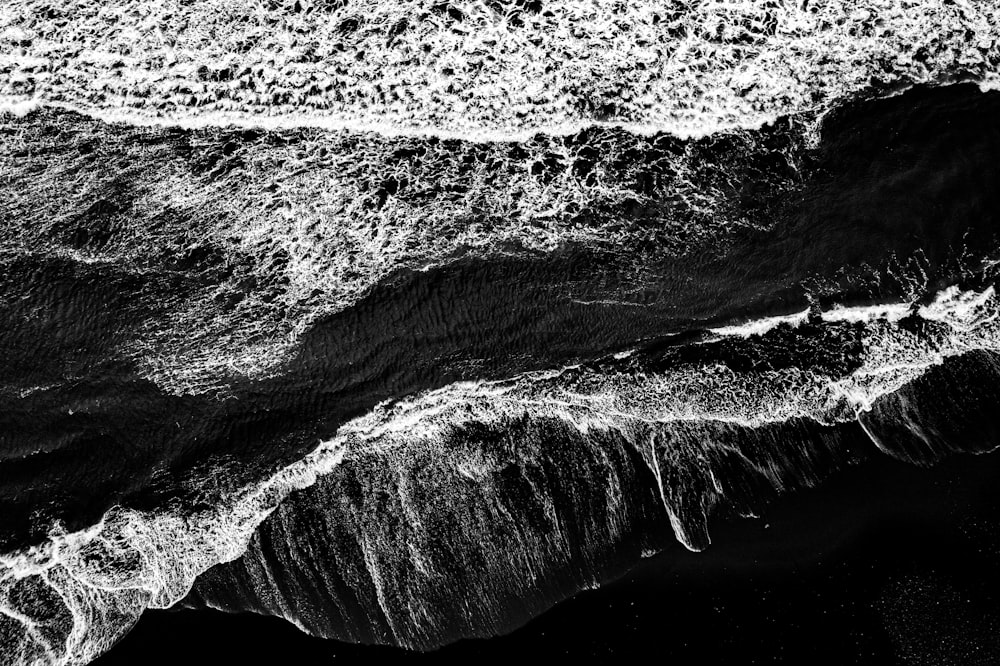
3, 1, 1000, 664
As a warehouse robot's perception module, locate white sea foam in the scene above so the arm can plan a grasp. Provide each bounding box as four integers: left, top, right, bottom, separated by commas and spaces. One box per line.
0, 97, 38, 117
3, 283, 1000, 665
0, 440, 348, 665
1, 1, 998, 139
4, 8, 997, 397
820, 302, 913, 325
0, 105, 803, 395
3, 0, 1000, 660
918, 285, 998, 331
709, 307, 811, 338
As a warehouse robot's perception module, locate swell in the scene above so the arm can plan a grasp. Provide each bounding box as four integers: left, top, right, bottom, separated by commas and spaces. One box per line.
3, 68, 1000, 666
3, 84, 999, 551
4, 84, 1000, 398
2, 0, 999, 139
0, 103, 808, 394
184, 350, 1000, 650
4, 282, 1000, 662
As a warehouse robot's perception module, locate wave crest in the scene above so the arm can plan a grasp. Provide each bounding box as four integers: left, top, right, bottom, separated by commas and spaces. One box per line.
3, 284, 1000, 662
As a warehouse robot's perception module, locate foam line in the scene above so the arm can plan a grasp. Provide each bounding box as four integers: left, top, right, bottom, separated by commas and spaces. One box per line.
2, 1, 998, 138
709, 307, 811, 338
3, 283, 1000, 664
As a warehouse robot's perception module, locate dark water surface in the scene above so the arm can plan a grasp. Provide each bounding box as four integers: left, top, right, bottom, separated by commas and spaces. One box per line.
3, 84, 999, 551
5, 82, 1000, 664
97, 444, 1000, 665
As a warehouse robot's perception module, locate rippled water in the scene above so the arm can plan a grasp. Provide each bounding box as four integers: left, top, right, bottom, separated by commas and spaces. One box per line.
3, 3, 1000, 664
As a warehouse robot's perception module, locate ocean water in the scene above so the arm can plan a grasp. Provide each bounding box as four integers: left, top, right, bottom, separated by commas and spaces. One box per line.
3, 2, 1000, 664
96, 439, 1000, 665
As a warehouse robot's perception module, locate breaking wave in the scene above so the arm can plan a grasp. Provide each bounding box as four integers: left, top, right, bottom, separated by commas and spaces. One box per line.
3, 282, 1000, 662
1, 105, 811, 394
3, 3, 1000, 662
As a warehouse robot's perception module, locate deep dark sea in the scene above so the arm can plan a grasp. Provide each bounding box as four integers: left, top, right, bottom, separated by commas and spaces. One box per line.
4, 3, 1000, 665
97, 449, 1000, 665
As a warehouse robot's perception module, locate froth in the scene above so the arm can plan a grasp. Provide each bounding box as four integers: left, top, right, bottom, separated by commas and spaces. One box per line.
2, 1, 999, 138
0, 110, 802, 394
3, 284, 999, 664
